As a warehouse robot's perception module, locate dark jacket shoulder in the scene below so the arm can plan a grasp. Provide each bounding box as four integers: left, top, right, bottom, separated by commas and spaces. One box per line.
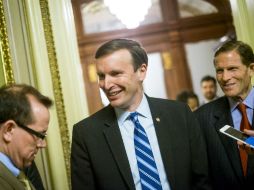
195, 96, 229, 116
75, 97, 191, 128
74, 105, 114, 126
147, 96, 192, 114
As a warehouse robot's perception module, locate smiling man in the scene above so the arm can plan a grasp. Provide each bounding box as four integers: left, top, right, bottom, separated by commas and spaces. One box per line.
195, 40, 254, 190
0, 84, 52, 189
71, 38, 211, 190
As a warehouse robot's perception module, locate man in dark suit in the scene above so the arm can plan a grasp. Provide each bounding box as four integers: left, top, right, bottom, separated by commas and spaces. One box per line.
0, 84, 52, 189
71, 39, 211, 190
195, 40, 254, 190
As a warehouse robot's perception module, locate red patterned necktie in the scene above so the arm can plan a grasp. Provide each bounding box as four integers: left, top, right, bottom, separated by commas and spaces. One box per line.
237, 102, 251, 176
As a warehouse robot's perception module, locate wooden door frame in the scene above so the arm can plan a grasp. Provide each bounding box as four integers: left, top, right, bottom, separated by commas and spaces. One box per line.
71, 0, 234, 114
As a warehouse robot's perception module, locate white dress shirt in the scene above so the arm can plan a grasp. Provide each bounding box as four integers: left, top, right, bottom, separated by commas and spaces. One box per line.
115, 94, 170, 190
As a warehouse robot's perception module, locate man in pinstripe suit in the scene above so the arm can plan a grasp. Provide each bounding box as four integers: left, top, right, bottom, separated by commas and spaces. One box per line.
195, 40, 254, 190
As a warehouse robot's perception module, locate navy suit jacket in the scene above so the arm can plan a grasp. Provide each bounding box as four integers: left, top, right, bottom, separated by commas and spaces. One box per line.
195, 96, 254, 190
71, 96, 211, 190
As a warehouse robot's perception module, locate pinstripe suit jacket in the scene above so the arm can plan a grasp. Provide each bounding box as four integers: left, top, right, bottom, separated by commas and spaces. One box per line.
71, 96, 211, 190
195, 96, 254, 190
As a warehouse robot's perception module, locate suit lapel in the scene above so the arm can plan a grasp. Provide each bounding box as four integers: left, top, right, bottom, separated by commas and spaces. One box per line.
147, 98, 176, 189
0, 162, 25, 189
213, 98, 243, 180
102, 106, 135, 190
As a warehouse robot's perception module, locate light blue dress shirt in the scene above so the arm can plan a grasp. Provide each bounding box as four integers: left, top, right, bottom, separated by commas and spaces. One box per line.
0, 152, 20, 177
115, 94, 170, 190
229, 88, 254, 130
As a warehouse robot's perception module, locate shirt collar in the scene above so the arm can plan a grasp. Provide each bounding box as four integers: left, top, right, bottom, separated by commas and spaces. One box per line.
228, 87, 254, 112
114, 94, 151, 125
0, 152, 20, 177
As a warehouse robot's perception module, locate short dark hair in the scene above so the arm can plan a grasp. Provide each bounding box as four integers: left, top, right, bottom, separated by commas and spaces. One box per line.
214, 40, 254, 66
0, 84, 53, 126
176, 90, 199, 106
201, 75, 216, 85
95, 38, 148, 71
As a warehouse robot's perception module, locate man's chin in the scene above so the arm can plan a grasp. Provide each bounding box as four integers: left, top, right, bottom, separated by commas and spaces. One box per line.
224, 92, 238, 99
23, 160, 34, 169
109, 101, 120, 108
110, 101, 127, 110
207, 96, 215, 100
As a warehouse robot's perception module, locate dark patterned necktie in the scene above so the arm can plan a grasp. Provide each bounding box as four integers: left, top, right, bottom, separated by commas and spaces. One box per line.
130, 112, 162, 190
237, 102, 251, 176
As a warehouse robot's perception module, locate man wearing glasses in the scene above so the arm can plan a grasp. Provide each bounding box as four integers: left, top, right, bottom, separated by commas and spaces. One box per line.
0, 84, 52, 190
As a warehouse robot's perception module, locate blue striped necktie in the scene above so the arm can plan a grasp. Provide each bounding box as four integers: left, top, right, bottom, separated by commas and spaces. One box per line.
130, 112, 162, 190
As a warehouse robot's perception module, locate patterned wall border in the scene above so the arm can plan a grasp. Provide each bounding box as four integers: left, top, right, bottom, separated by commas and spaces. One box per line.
0, 0, 15, 84
39, 0, 71, 187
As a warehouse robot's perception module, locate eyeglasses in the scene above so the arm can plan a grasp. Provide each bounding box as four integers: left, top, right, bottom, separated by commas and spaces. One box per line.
15, 121, 47, 140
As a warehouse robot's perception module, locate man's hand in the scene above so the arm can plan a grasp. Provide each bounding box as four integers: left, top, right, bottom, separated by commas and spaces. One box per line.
237, 129, 254, 155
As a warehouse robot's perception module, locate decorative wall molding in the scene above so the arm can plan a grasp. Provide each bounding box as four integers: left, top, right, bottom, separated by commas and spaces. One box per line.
0, 0, 14, 84
39, 0, 71, 187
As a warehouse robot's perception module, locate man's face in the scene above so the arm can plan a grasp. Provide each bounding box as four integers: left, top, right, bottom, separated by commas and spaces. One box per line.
187, 97, 198, 111
201, 80, 217, 101
215, 50, 254, 100
9, 95, 50, 169
96, 49, 147, 111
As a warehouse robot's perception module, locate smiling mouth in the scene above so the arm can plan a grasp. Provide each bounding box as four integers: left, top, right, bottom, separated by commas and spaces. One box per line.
108, 90, 121, 97
223, 82, 235, 89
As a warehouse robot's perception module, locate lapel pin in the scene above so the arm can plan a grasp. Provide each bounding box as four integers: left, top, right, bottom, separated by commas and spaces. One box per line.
156, 117, 160, 122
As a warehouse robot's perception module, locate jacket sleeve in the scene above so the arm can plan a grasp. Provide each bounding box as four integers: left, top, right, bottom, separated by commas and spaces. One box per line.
188, 110, 212, 190
71, 124, 96, 190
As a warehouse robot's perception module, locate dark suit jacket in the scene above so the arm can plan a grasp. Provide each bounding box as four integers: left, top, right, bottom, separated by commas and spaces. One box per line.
71, 97, 211, 190
195, 96, 254, 190
0, 162, 35, 190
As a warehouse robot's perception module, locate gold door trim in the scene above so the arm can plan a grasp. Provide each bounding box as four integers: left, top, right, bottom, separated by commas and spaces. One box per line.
0, 0, 14, 84
39, 0, 71, 187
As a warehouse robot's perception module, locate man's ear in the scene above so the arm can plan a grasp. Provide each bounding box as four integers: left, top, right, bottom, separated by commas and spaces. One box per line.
137, 63, 147, 81
1, 120, 16, 142
249, 62, 254, 76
